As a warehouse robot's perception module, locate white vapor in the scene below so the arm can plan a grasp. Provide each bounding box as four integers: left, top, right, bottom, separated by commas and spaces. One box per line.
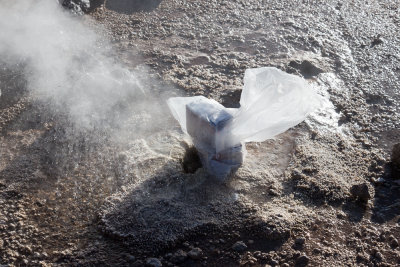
0, 0, 152, 129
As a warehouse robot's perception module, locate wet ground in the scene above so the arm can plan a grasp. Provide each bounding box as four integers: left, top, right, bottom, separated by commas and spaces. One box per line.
1, 0, 400, 266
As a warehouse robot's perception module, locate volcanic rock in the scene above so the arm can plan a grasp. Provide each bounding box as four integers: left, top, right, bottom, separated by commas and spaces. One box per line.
146, 257, 162, 267
188, 248, 203, 260
295, 237, 306, 246
295, 254, 310, 266
389, 235, 399, 248
350, 183, 371, 202
232, 241, 247, 252
392, 143, 400, 178
60, 0, 90, 14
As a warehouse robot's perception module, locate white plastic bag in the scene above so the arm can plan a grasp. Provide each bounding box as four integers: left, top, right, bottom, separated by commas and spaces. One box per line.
167, 67, 320, 179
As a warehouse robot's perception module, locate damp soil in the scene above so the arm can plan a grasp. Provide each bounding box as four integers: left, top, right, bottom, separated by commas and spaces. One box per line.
1, 0, 400, 266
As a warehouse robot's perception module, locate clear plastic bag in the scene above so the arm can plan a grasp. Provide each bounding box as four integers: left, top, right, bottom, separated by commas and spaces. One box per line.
167, 67, 320, 179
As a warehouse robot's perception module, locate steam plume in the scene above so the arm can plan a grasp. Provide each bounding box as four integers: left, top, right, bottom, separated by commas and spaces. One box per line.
0, 0, 153, 130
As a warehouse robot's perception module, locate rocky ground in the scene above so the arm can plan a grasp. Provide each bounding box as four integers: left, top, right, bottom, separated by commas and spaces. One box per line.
1, 0, 400, 266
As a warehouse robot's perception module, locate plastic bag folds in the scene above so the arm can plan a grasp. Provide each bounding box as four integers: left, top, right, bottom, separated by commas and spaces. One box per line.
167, 67, 321, 180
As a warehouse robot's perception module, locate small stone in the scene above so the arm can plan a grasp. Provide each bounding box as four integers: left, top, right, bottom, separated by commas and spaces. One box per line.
232, 241, 247, 252
126, 254, 136, 262
371, 37, 384, 47
389, 236, 399, 248
295, 255, 309, 266
336, 211, 346, 219
8, 223, 16, 230
372, 177, 386, 185
146, 257, 162, 267
312, 248, 321, 254
295, 237, 306, 246
350, 183, 371, 201
188, 248, 203, 260
270, 259, 279, 266
356, 253, 369, 264
34, 252, 41, 258
170, 250, 187, 263
375, 251, 383, 261
248, 239, 254, 245
268, 188, 279, 196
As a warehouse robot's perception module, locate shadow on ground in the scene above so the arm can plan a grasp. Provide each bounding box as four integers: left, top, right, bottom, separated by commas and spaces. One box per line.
370, 165, 400, 223
99, 157, 290, 265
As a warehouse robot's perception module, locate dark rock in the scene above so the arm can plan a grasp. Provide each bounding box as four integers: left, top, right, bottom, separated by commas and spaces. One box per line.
372, 177, 386, 185
270, 259, 279, 266
146, 257, 162, 267
371, 37, 384, 47
295, 237, 306, 246
232, 241, 247, 252
389, 235, 399, 248
350, 183, 371, 201
312, 248, 321, 255
392, 143, 400, 178
170, 250, 187, 263
356, 253, 369, 264
295, 255, 310, 266
288, 60, 324, 78
188, 248, 203, 260
126, 254, 136, 262
268, 188, 279, 196
375, 251, 383, 261
59, 0, 90, 15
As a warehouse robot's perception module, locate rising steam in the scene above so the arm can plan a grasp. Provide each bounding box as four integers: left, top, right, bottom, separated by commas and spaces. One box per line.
0, 0, 159, 130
